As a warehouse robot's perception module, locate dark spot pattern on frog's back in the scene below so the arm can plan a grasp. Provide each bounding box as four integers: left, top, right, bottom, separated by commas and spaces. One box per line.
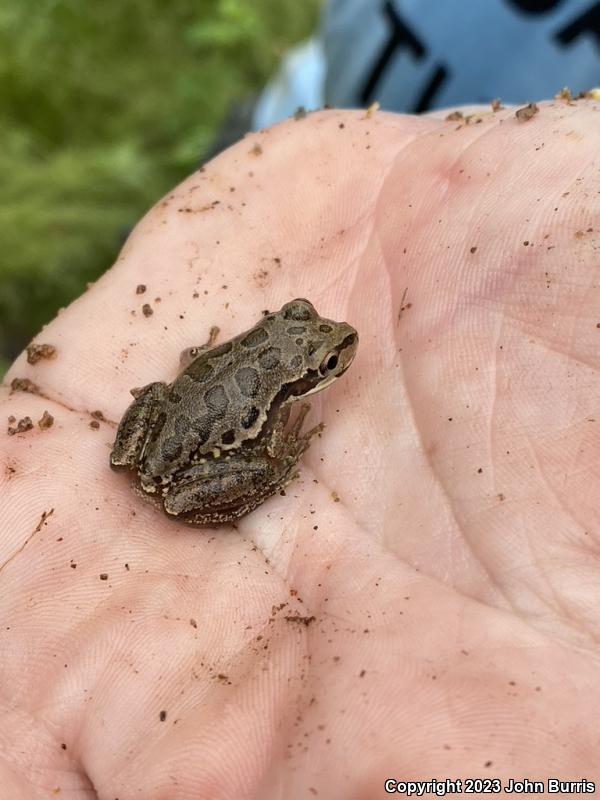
319, 324, 333, 333
241, 406, 260, 429
207, 341, 233, 359
221, 429, 236, 445
188, 361, 214, 383
287, 326, 306, 335
289, 354, 302, 370
258, 347, 281, 370
161, 436, 183, 462
173, 414, 190, 437
204, 385, 228, 416
241, 327, 269, 348
235, 366, 260, 397
193, 418, 212, 447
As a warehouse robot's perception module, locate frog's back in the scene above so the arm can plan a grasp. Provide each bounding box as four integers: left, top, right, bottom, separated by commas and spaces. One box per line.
141, 319, 299, 480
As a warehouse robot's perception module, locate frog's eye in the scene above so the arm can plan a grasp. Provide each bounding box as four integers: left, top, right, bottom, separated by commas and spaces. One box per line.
319, 351, 339, 376
189, 347, 200, 358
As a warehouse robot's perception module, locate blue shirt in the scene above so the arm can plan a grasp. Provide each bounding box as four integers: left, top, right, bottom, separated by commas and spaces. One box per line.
253, 0, 599, 128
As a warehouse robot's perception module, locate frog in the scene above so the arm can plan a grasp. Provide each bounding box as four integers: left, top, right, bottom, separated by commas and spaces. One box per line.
110, 298, 358, 525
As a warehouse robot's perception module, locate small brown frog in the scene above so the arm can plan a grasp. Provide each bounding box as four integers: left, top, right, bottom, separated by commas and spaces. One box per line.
110, 299, 358, 524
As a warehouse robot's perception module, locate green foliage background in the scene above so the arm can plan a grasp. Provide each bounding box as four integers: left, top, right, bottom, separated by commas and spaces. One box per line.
0, 0, 319, 370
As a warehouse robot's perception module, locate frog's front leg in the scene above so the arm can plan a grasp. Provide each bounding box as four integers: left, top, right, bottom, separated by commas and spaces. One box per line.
266, 402, 323, 458
110, 382, 169, 470
265, 403, 291, 458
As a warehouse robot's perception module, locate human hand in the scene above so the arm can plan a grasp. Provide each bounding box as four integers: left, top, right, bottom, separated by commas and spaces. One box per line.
2, 99, 599, 798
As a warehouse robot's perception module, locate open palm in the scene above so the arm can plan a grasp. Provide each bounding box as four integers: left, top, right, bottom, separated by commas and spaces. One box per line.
2, 100, 599, 799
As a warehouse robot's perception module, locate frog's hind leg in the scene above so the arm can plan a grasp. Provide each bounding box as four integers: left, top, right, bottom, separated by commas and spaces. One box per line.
110, 382, 168, 470
164, 405, 325, 526
163, 456, 284, 525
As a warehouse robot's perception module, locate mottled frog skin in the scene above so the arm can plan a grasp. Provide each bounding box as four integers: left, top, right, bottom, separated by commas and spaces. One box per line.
110, 299, 358, 525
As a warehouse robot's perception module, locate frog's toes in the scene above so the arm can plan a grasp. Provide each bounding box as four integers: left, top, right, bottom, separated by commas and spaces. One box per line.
303, 422, 325, 442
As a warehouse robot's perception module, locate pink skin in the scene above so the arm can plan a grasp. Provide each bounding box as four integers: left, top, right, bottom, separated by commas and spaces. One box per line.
1, 101, 599, 798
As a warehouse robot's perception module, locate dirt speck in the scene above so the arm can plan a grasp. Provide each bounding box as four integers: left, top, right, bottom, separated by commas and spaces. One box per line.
36, 509, 54, 532
470, 246, 478, 254
578, 88, 600, 100
99, 573, 108, 580
397, 288, 412, 324
0, 510, 56, 567
294, 106, 307, 120
26, 343, 56, 364
331, 490, 340, 503
10, 377, 40, 395
142, 304, 153, 317
91, 410, 105, 421
7, 416, 33, 435
178, 200, 220, 213
254, 269, 270, 288
250, 143, 263, 156
363, 101, 379, 118
515, 103, 539, 121
38, 411, 54, 430
159, 710, 167, 721
90, 420, 100, 430
284, 615, 316, 627
555, 87, 574, 104
491, 98, 503, 111
445, 110, 463, 121
271, 602, 288, 617
136, 284, 147, 295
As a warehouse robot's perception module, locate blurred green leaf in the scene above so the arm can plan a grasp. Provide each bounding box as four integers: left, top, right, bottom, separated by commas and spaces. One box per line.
0, 0, 320, 359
